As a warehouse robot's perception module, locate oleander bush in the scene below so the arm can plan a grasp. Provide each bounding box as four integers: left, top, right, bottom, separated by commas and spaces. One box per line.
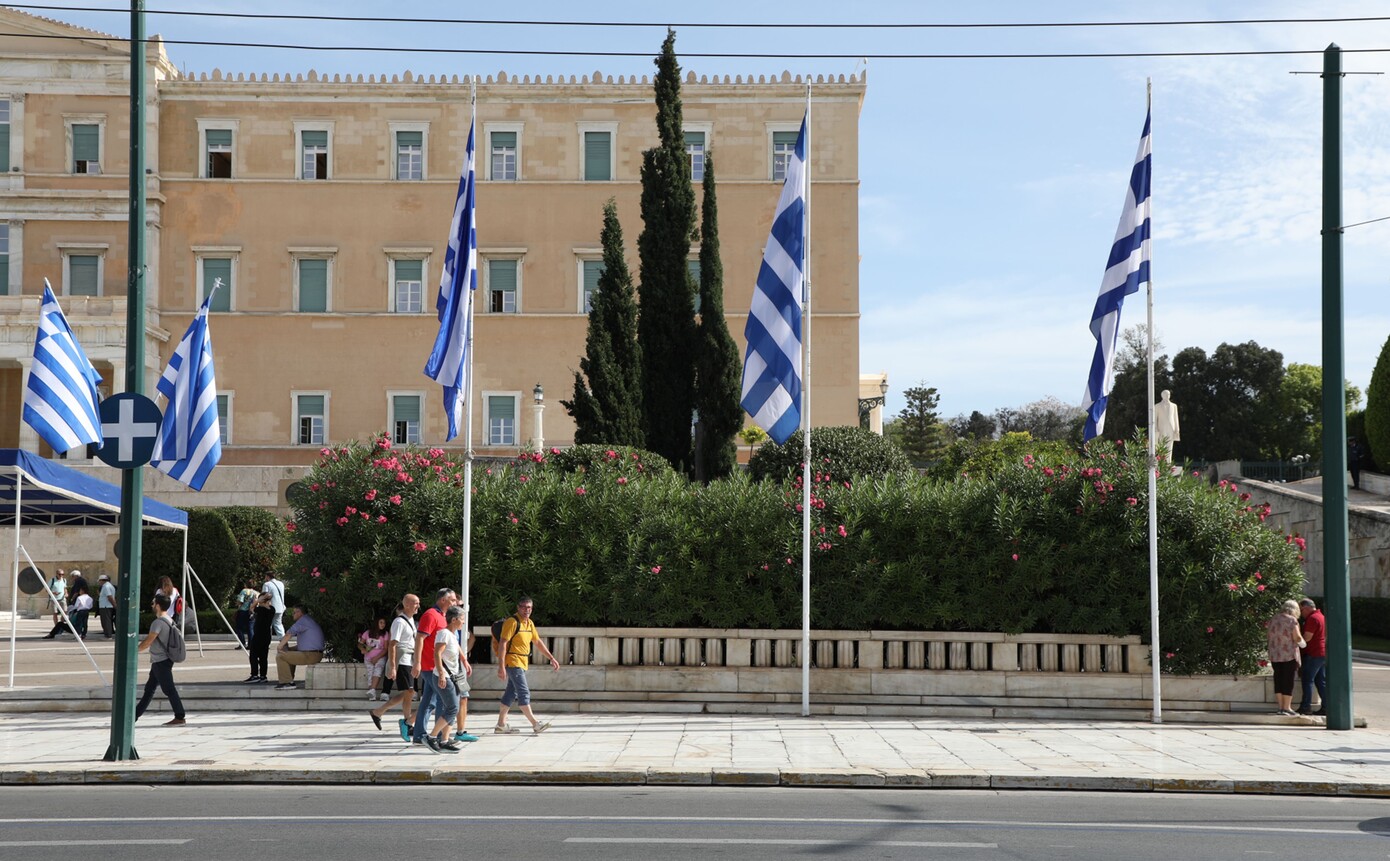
748, 425, 913, 484
285, 433, 1303, 674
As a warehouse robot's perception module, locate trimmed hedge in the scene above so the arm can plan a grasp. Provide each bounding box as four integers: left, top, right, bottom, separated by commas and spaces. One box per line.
285, 434, 1302, 674
749, 425, 913, 484
1310, 596, 1390, 641
143, 509, 241, 607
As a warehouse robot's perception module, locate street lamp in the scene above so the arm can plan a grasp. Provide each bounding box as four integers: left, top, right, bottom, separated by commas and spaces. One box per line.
858, 377, 889, 428
531, 382, 545, 450
533, 382, 544, 404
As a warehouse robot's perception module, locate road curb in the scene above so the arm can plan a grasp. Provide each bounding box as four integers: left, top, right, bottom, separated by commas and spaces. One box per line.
2, 766, 1388, 797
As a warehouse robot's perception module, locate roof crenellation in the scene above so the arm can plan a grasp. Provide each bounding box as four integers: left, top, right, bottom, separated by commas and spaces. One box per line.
171, 68, 863, 87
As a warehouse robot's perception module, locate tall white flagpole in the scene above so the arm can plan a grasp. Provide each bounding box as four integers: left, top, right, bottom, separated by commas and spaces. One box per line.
1144, 79, 1162, 724
800, 87, 812, 718
460, 78, 477, 635
8, 476, 20, 689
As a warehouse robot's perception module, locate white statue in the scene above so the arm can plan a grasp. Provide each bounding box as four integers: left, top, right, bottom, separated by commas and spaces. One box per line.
1154, 390, 1180, 443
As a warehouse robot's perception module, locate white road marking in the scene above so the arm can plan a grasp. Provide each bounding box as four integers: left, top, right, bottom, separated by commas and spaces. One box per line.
0, 840, 191, 847
566, 838, 997, 848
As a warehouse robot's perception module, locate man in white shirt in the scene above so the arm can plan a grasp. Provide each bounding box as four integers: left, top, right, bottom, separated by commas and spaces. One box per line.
260, 571, 286, 638
369, 593, 421, 740
97, 574, 117, 639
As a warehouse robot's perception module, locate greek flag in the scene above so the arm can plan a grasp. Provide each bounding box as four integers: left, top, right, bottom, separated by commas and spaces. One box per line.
741, 114, 806, 445
22, 281, 104, 453
423, 110, 477, 441
151, 288, 221, 490
1082, 110, 1151, 441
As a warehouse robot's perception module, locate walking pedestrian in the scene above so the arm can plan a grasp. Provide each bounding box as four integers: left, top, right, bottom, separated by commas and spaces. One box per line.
47, 568, 67, 626
358, 614, 390, 701
410, 588, 456, 745
96, 574, 116, 639
369, 594, 420, 736
135, 594, 186, 726
245, 591, 275, 682
1298, 598, 1328, 716
493, 596, 559, 735
233, 578, 259, 648
421, 606, 468, 754
155, 576, 182, 629
260, 571, 286, 638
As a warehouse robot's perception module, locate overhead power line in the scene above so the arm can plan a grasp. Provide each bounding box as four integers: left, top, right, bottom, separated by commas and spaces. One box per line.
7, 4, 1390, 30
4, 30, 1390, 61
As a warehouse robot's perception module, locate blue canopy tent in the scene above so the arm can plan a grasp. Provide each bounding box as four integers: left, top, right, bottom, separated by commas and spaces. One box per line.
1, 449, 188, 687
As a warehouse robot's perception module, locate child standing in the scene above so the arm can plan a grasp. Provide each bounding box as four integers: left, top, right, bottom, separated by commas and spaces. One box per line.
358, 615, 389, 700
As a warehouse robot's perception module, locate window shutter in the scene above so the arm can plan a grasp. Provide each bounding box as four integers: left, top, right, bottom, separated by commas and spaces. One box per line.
773, 131, 798, 147
393, 395, 421, 423
396, 130, 422, 148
489, 259, 517, 293
584, 131, 611, 181
488, 395, 515, 420
298, 258, 328, 312
298, 395, 325, 416
73, 124, 99, 162
0, 110, 9, 173
492, 131, 516, 149
302, 130, 328, 148
583, 260, 603, 294
202, 258, 232, 312
69, 255, 99, 296
395, 259, 422, 282
205, 129, 231, 148
684, 131, 704, 148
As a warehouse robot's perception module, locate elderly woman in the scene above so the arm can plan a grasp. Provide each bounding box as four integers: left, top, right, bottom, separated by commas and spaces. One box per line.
1267, 599, 1305, 716
423, 606, 467, 755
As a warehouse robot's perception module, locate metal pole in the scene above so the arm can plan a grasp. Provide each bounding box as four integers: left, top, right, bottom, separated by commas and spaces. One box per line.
1144, 81, 1162, 725
105, 0, 147, 761
7, 476, 20, 688
1321, 43, 1353, 731
800, 88, 811, 718
460, 78, 476, 635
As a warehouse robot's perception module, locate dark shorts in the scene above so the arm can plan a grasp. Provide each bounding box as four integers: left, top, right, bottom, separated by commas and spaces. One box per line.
386, 664, 419, 694
1272, 660, 1298, 696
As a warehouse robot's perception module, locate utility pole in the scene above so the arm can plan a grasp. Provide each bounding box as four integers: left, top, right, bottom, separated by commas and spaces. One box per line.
105, 0, 148, 761
1320, 43, 1353, 732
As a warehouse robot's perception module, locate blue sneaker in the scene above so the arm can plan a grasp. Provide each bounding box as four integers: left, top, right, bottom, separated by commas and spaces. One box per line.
453, 732, 479, 743
397, 718, 411, 742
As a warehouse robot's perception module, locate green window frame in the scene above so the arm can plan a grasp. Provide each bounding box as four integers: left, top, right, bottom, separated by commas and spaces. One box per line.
395, 130, 422, 180
0, 224, 8, 297
0, 100, 10, 173
297, 258, 328, 312
68, 254, 99, 296
296, 394, 326, 444
201, 257, 231, 312
72, 123, 100, 174
487, 395, 516, 446
582, 259, 603, 314
205, 128, 232, 178
487, 259, 517, 313
216, 394, 230, 445
684, 130, 705, 181
772, 130, 798, 182
393, 258, 423, 313
490, 130, 517, 180
583, 131, 611, 181
392, 394, 422, 444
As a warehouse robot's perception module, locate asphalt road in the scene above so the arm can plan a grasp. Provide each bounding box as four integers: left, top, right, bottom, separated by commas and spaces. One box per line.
0, 786, 1387, 860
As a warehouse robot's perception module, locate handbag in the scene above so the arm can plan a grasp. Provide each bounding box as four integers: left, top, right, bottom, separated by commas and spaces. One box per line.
449, 669, 470, 693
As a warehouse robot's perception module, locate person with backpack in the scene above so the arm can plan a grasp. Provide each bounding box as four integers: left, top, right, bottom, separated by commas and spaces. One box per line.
135, 593, 186, 726
155, 576, 183, 629
369, 594, 420, 737
493, 596, 559, 735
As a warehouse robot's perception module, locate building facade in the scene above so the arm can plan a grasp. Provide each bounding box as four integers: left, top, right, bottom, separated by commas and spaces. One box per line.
0, 10, 865, 474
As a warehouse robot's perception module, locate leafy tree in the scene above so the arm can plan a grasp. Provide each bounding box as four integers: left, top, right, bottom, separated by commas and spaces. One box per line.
994, 396, 1085, 443
1368, 334, 1390, 471
562, 199, 644, 446
142, 508, 241, 607
1273, 362, 1362, 459
636, 30, 698, 471
948, 410, 996, 441
692, 153, 742, 481
894, 383, 944, 461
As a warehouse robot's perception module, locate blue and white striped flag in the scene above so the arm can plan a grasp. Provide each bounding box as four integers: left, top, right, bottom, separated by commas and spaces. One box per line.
151, 287, 221, 490
1082, 110, 1151, 441
22, 281, 104, 453
741, 114, 807, 445
423, 110, 477, 441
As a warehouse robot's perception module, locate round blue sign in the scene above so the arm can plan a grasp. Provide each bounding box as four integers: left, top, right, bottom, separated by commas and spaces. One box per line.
96, 393, 163, 469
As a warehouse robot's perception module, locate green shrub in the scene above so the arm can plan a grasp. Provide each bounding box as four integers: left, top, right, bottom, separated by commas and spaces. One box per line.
531, 443, 674, 480
927, 431, 1077, 481
1311, 596, 1390, 641
1346, 409, 1366, 447
286, 434, 1303, 673
1366, 334, 1390, 471
219, 505, 290, 590
748, 425, 913, 484
142, 508, 240, 607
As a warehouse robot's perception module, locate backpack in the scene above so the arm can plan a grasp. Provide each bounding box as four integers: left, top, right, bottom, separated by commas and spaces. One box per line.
490, 615, 520, 649
162, 619, 188, 663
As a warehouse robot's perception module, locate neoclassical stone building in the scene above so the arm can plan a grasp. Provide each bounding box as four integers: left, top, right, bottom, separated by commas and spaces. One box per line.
0, 9, 865, 481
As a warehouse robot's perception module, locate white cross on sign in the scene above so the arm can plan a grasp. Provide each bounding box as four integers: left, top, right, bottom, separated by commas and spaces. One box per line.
105, 397, 158, 462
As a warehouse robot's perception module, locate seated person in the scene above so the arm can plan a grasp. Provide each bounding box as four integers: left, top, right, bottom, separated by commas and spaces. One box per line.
274, 604, 325, 690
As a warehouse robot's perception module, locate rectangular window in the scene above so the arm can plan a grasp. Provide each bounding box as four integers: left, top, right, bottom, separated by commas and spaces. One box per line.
772, 130, 798, 182
301, 129, 328, 180
582, 259, 603, 314
392, 394, 422, 445
205, 128, 232, 178
297, 258, 328, 312
487, 259, 517, 314
201, 257, 231, 312
0, 224, 8, 296
68, 254, 99, 296
487, 395, 516, 446
216, 393, 230, 446
296, 394, 326, 445
395, 130, 422, 181
688, 259, 702, 314
393, 258, 423, 313
72, 123, 100, 174
583, 131, 611, 181
685, 130, 705, 181
490, 130, 517, 180
0, 100, 10, 173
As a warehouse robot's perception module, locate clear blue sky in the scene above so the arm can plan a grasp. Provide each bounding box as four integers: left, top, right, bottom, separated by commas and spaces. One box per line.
24, 1, 1390, 419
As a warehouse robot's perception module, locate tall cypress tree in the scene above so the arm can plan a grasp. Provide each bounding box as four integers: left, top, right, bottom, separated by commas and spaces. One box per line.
692, 153, 742, 481
636, 29, 698, 471
562, 199, 644, 446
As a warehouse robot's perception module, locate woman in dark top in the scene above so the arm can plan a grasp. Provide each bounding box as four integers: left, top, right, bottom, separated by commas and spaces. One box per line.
246, 591, 276, 683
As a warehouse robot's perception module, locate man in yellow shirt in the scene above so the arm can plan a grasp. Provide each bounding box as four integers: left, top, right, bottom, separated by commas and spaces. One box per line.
494, 596, 559, 734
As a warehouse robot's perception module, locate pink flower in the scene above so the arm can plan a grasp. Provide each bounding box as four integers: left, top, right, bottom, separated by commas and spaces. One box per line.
486, 468, 493, 475
336, 517, 349, 526
550, 447, 561, 455
510, 517, 518, 524
286, 522, 297, 532
1011, 554, 1019, 562
390, 494, 403, 505
605, 449, 618, 459
377, 515, 387, 523
1254, 572, 1262, 580
786, 558, 793, 565
519, 475, 529, 483
760, 564, 769, 570
651, 566, 661, 574
617, 477, 628, 485
1258, 659, 1269, 667
1165, 652, 1174, 658
1257, 584, 1266, 591
575, 486, 586, 496
364, 490, 377, 501
444, 546, 455, 556
319, 447, 331, 457
1227, 583, 1238, 591
1207, 627, 1214, 633
1294, 537, 1307, 551
345, 506, 357, 515
396, 471, 410, 483
837, 525, 847, 537
1126, 497, 1138, 506
310, 570, 321, 578
413, 541, 427, 552
310, 483, 321, 492
292, 544, 303, 554
377, 582, 385, 588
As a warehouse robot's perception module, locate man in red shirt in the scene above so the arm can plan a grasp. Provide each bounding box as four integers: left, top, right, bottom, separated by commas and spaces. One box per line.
410, 588, 455, 745
1298, 598, 1327, 716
